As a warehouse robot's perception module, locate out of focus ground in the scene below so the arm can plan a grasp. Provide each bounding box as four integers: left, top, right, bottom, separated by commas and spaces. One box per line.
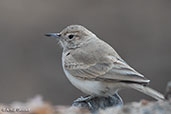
0, 81, 171, 114
0, 96, 170, 114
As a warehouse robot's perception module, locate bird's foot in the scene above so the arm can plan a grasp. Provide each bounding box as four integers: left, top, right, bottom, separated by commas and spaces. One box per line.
73, 95, 94, 109
72, 94, 123, 113
73, 95, 94, 103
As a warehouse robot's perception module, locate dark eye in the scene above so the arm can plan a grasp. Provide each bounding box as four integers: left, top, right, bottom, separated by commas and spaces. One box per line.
68, 34, 74, 39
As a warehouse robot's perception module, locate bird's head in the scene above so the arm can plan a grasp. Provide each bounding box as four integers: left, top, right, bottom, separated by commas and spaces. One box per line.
45, 25, 96, 49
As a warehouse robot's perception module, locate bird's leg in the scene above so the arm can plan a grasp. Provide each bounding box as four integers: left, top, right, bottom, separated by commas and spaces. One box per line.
87, 102, 93, 110
74, 95, 95, 103
73, 95, 95, 110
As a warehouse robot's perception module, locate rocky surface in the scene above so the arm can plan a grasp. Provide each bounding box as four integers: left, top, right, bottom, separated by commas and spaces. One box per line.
0, 97, 170, 114
165, 81, 171, 100
72, 93, 123, 113
0, 81, 170, 114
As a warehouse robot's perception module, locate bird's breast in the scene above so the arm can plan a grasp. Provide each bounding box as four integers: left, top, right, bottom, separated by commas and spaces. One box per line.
61, 52, 120, 96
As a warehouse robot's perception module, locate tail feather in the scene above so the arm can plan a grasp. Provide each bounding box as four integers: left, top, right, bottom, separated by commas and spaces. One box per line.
128, 84, 165, 101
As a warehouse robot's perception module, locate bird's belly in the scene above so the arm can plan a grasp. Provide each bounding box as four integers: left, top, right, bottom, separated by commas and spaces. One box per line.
63, 69, 102, 95
63, 69, 119, 96
61, 53, 119, 96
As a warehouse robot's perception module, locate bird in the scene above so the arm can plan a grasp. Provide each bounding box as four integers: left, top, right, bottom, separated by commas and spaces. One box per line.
45, 25, 164, 102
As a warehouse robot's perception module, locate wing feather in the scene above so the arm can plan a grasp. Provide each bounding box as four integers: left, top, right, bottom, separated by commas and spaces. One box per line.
64, 54, 149, 84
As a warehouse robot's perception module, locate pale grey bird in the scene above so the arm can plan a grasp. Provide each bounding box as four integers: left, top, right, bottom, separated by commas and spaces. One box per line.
45, 25, 164, 102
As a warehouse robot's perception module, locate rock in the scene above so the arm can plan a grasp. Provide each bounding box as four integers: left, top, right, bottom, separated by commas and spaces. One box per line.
165, 81, 171, 100
0, 96, 170, 114
72, 93, 123, 113
99, 100, 171, 114
0, 81, 171, 114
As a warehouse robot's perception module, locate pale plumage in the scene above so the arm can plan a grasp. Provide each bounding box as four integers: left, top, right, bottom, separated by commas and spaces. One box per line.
45, 25, 164, 100
63, 35, 149, 84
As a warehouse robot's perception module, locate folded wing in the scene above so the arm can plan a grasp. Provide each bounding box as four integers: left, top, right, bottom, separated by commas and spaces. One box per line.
64, 55, 150, 85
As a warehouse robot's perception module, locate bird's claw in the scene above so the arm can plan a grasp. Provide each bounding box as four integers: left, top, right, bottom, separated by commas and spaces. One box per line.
74, 96, 94, 103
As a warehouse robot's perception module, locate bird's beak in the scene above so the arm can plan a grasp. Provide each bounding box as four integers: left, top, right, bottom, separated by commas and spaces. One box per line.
44, 33, 61, 38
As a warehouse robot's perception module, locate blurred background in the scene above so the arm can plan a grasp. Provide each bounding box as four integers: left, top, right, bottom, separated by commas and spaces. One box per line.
0, 0, 170, 105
